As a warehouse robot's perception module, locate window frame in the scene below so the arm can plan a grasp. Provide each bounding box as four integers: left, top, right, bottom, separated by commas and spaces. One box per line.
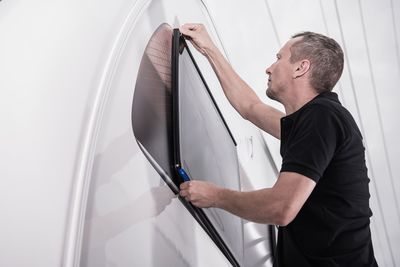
171, 28, 240, 267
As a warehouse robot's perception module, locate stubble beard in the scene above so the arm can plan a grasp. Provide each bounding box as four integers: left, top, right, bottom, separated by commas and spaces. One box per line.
266, 87, 278, 101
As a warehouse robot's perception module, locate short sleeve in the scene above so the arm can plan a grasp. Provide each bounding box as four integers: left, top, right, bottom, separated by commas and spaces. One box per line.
280, 106, 339, 182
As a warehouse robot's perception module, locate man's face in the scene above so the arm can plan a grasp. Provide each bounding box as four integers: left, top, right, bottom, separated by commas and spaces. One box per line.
265, 38, 299, 101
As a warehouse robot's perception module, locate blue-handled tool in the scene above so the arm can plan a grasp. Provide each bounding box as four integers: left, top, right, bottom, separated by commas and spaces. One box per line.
177, 167, 190, 182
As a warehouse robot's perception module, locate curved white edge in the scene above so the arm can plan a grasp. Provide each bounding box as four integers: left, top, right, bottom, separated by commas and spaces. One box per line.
61, 0, 152, 266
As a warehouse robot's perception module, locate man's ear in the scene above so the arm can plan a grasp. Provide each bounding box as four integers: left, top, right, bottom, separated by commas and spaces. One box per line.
293, 60, 310, 78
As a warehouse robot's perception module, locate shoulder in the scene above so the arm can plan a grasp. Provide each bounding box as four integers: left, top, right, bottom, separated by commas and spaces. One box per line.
306, 95, 359, 136
296, 93, 350, 125
296, 101, 340, 127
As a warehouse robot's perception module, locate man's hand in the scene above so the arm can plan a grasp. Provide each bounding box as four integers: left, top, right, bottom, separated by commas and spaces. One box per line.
179, 23, 216, 56
179, 180, 221, 208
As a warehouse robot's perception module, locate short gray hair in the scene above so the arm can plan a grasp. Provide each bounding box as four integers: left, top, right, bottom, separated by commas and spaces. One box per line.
290, 32, 344, 93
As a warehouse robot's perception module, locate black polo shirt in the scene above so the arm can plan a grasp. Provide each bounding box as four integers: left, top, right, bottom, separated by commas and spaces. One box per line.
274, 92, 377, 266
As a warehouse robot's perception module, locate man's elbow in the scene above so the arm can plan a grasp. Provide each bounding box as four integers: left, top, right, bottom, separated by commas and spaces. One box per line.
275, 206, 298, 227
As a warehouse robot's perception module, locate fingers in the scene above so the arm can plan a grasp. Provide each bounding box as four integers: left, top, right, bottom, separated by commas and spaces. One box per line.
180, 181, 197, 203
179, 23, 215, 57
179, 23, 203, 37
179, 181, 190, 199
180, 181, 190, 190
179, 23, 208, 42
179, 181, 217, 208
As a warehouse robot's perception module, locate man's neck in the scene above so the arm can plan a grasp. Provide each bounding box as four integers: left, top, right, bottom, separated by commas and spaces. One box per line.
283, 89, 319, 115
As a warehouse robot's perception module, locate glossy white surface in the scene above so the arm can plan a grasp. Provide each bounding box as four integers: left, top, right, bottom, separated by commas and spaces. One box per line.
0, 0, 135, 265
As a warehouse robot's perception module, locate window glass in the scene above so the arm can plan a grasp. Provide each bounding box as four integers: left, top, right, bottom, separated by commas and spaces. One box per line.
178, 44, 244, 264
131, 24, 178, 190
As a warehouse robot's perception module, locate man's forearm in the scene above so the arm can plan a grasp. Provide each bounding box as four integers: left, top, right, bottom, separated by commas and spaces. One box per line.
204, 45, 260, 119
180, 173, 314, 226
212, 171, 316, 226
204, 45, 284, 139
215, 187, 286, 225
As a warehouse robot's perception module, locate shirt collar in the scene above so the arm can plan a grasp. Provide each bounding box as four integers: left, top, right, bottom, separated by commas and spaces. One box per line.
315, 91, 340, 103
282, 91, 340, 121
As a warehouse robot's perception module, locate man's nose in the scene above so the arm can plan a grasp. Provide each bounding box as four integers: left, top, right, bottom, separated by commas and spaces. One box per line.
266, 65, 272, 75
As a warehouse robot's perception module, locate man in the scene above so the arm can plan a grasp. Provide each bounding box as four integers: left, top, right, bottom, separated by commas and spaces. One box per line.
179, 23, 377, 266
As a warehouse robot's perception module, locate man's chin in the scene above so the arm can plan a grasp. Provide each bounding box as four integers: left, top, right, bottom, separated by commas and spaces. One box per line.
266, 88, 277, 101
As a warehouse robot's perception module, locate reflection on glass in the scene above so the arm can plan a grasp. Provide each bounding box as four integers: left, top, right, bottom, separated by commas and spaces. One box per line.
178, 47, 244, 263
131, 23, 178, 188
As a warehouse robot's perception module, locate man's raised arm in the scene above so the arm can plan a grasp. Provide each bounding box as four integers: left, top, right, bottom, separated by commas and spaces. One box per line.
179, 23, 284, 139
